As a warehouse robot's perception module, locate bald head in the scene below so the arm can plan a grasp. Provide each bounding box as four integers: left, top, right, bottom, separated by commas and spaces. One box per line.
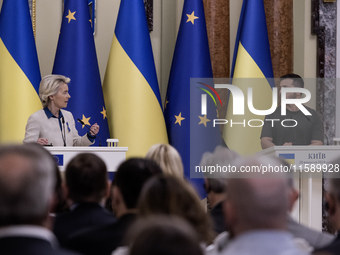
225, 156, 290, 235
0, 144, 56, 226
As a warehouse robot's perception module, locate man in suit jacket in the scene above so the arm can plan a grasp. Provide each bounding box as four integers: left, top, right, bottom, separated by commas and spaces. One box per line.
0, 144, 79, 255
313, 176, 340, 255
286, 173, 334, 250
53, 153, 116, 247
66, 158, 163, 255
220, 155, 308, 255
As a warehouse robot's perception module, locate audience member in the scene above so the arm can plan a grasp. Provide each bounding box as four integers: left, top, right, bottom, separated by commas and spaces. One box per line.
146, 143, 184, 178
53, 153, 115, 247
66, 158, 162, 255
138, 175, 215, 245
282, 158, 334, 250
313, 176, 340, 255
218, 155, 308, 255
0, 144, 79, 255
200, 146, 240, 234
126, 216, 203, 255
25, 142, 68, 215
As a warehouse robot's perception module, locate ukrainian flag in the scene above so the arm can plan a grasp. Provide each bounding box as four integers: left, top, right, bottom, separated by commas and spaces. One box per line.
103, 0, 168, 157
222, 0, 274, 155
0, 0, 41, 143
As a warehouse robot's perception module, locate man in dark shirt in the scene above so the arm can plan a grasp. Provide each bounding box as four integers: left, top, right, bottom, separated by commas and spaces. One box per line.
53, 153, 116, 246
66, 158, 163, 255
261, 74, 324, 149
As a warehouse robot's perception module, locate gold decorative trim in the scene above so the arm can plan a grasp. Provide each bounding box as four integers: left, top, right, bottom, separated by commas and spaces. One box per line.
28, 0, 36, 38
32, 0, 36, 38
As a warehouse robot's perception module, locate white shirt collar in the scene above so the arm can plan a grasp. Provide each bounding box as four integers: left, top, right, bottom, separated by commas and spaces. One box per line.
0, 225, 58, 248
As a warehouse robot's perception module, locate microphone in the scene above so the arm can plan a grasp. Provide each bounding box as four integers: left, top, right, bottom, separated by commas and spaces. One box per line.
61, 117, 66, 147
77, 118, 102, 146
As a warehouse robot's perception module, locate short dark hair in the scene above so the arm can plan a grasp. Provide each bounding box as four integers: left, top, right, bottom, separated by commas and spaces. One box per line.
280, 73, 304, 88
113, 158, 162, 209
65, 153, 108, 203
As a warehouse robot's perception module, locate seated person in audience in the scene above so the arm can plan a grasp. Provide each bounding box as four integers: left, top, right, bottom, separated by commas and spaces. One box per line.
26, 142, 68, 215
283, 158, 334, 250
206, 156, 333, 255
66, 158, 162, 255
126, 216, 203, 255
200, 146, 240, 234
0, 144, 79, 255
146, 143, 184, 178
53, 153, 115, 247
217, 155, 309, 255
137, 175, 215, 245
313, 175, 340, 255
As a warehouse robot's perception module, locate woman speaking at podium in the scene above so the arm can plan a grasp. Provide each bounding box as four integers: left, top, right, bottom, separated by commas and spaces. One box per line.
23, 75, 99, 146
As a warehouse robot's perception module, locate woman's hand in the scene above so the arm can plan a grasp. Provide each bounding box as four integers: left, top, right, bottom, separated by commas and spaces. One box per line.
90, 123, 100, 135
37, 138, 49, 145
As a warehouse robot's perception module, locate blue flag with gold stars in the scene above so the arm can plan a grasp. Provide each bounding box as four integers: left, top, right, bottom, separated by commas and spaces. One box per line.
164, 0, 223, 197
53, 0, 110, 146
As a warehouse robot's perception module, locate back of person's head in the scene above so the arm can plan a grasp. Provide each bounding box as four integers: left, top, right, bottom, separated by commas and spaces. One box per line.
138, 175, 214, 244
65, 153, 108, 203
280, 73, 304, 88
25, 142, 67, 213
0, 144, 56, 226
226, 155, 290, 234
114, 158, 162, 209
200, 146, 240, 193
127, 216, 203, 255
146, 143, 184, 178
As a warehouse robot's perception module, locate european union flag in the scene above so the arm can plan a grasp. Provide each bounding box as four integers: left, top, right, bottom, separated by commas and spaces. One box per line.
223, 0, 274, 154
53, 0, 110, 146
0, 0, 41, 142
164, 0, 223, 197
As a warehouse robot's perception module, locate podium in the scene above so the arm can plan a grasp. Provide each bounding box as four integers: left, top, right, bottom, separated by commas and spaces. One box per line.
46, 146, 128, 172
258, 145, 340, 231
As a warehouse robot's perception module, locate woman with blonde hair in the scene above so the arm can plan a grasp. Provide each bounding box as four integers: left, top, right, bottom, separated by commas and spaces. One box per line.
145, 144, 183, 178
23, 75, 99, 146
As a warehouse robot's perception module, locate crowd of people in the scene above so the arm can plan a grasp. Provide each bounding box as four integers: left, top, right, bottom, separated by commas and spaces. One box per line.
0, 143, 339, 255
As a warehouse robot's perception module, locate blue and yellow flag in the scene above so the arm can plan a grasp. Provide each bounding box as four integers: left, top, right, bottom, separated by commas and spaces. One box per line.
103, 0, 168, 157
223, 0, 274, 155
53, 0, 110, 146
164, 0, 223, 197
0, 0, 41, 143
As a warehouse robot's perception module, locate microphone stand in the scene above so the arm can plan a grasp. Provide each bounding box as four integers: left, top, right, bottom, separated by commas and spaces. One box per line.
77, 118, 102, 146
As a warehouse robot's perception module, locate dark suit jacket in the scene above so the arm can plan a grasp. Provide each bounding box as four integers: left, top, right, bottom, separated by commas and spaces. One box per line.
0, 236, 80, 255
210, 201, 225, 234
66, 213, 136, 255
287, 215, 334, 249
313, 232, 340, 255
53, 202, 116, 247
